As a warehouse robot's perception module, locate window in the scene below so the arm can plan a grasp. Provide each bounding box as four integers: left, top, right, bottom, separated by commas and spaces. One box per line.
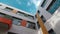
23, 13, 34, 20
41, 15, 46, 23
17, 11, 24, 16
27, 15, 34, 19
0, 13, 22, 26
3, 7, 13, 12
0, 5, 2, 6
37, 22, 40, 29
5, 7, 13, 10
0, 13, 5, 17
38, 10, 40, 14
17, 11, 34, 19
27, 21, 36, 30
8, 32, 17, 34
12, 17, 22, 26
47, 0, 60, 14
41, 0, 47, 7
46, 0, 56, 11
48, 29, 56, 34
0, 13, 12, 19
4, 14, 12, 19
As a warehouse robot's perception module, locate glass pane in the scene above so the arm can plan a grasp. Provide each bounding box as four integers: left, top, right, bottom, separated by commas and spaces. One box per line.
48, 0, 60, 14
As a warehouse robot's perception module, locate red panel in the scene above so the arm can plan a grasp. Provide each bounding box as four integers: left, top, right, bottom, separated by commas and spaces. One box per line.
0, 17, 12, 29
21, 20, 27, 27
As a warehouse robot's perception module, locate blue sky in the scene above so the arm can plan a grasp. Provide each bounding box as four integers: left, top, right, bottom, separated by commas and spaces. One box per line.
0, 0, 41, 15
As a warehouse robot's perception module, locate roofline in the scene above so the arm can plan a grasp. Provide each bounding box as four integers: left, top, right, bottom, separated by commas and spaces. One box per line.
0, 3, 34, 16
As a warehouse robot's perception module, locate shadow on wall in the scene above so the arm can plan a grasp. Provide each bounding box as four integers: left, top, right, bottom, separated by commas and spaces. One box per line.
54, 20, 60, 34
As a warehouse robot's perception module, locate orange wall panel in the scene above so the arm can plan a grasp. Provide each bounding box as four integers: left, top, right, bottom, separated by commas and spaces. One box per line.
21, 20, 27, 27
0, 17, 12, 29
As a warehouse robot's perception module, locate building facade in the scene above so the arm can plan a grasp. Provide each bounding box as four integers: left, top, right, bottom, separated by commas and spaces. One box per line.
0, 0, 60, 34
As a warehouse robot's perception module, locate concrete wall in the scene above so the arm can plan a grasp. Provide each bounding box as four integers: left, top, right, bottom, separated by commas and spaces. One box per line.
38, 7, 52, 31
47, 7, 60, 34
9, 24, 38, 34
39, 7, 52, 20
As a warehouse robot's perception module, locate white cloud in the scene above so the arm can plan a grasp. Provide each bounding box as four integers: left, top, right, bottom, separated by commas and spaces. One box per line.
27, 2, 31, 6
30, 0, 41, 7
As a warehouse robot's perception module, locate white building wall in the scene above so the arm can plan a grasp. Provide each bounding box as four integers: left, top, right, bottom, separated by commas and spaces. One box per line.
0, 3, 44, 34
9, 24, 38, 34
47, 7, 60, 34
39, 7, 52, 31
9, 24, 44, 34
39, 7, 52, 20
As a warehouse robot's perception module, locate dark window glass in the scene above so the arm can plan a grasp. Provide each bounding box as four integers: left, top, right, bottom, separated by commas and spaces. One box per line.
38, 10, 40, 14
27, 21, 36, 30
8, 32, 17, 34
41, 0, 46, 7
47, 0, 60, 14
46, 0, 56, 11
37, 22, 40, 29
48, 29, 56, 34
17, 11, 34, 19
0, 5, 2, 6
41, 15, 46, 23
5, 7, 13, 10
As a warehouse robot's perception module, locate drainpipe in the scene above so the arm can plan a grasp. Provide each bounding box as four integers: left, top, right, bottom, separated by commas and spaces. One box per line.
36, 13, 48, 34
